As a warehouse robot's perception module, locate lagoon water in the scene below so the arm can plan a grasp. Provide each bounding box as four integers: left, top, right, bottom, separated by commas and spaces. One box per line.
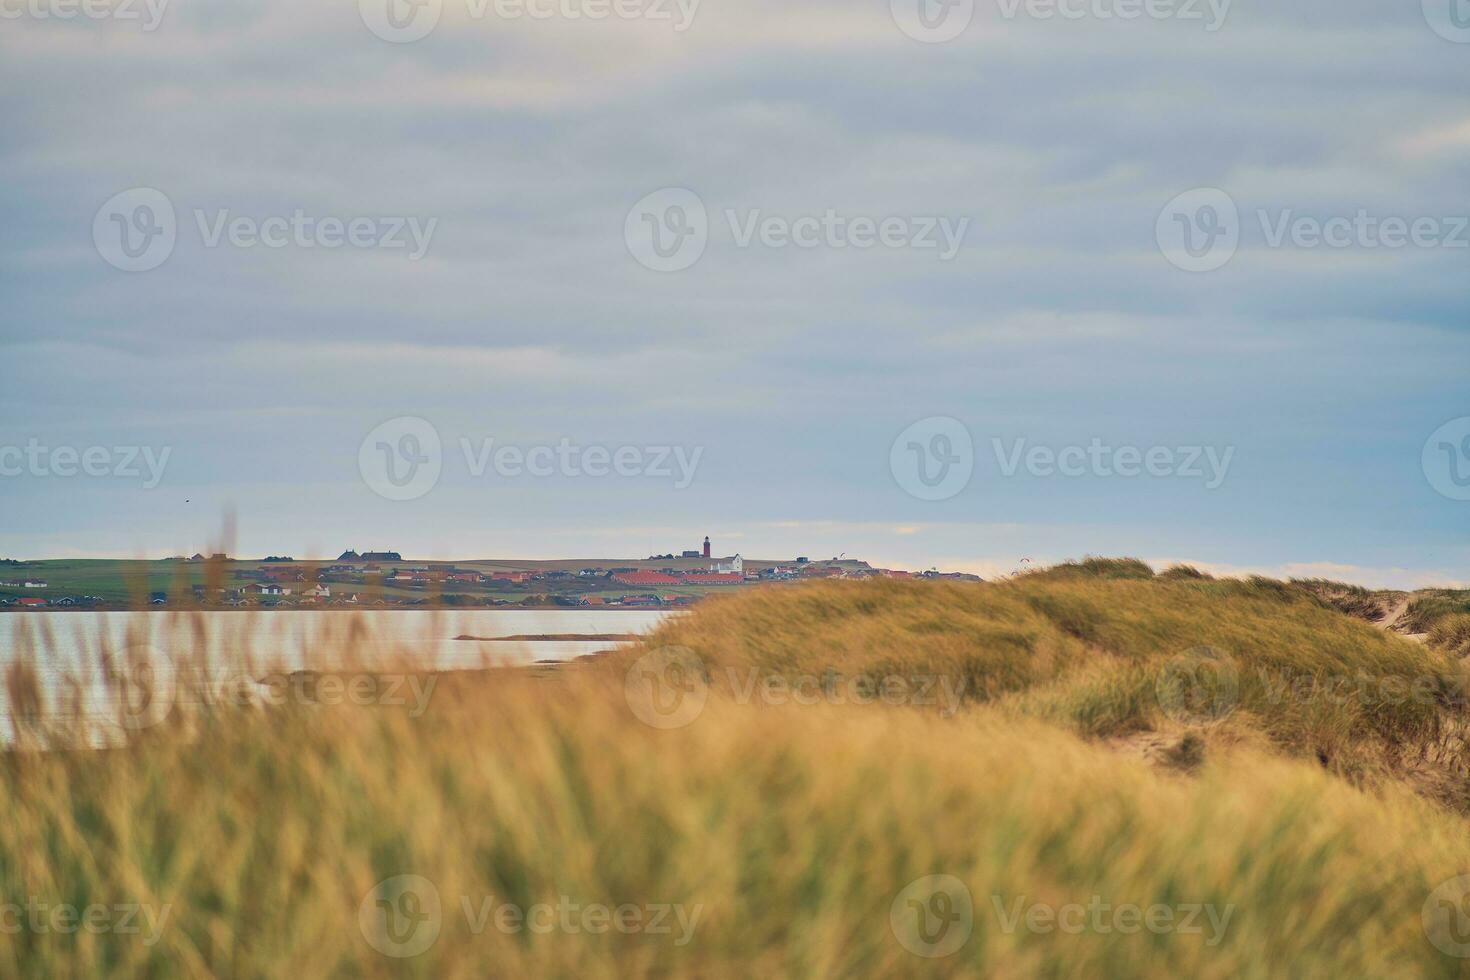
0, 609, 672, 671
0, 609, 674, 742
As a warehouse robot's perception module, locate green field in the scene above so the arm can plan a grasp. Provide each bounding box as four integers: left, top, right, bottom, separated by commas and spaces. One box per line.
0, 556, 852, 607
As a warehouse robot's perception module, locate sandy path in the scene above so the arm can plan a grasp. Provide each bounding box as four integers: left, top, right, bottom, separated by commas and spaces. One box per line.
1377, 595, 1412, 631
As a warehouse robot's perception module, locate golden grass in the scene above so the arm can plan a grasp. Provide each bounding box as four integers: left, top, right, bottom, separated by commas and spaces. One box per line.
4, 568, 1470, 976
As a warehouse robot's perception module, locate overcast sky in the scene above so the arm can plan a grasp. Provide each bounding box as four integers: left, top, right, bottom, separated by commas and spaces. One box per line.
1, 0, 1467, 586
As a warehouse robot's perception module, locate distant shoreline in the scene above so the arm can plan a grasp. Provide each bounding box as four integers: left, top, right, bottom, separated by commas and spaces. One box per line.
0, 606, 673, 614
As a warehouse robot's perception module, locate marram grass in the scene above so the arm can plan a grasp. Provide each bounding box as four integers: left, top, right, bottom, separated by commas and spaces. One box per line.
4, 571, 1470, 977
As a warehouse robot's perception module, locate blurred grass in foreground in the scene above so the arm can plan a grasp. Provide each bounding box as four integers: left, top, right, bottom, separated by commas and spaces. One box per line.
4, 561, 1470, 977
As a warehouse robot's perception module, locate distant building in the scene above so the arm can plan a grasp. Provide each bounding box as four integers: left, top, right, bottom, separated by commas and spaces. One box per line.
703, 536, 711, 559
710, 555, 743, 575
338, 549, 361, 561
361, 551, 402, 562
17, 597, 46, 608
490, 572, 533, 584
680, 551, 702, 559
244, 583, 291, 597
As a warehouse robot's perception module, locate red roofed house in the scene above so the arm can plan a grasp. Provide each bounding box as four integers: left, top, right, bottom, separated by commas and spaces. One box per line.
17, 598, 47, 608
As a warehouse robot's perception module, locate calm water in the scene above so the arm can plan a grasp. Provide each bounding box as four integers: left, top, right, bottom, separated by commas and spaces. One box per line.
0, 609, 673, 671
0, 609, 675, 743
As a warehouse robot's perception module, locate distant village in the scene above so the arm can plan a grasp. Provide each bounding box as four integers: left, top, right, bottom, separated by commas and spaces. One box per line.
0, 538, 981, 609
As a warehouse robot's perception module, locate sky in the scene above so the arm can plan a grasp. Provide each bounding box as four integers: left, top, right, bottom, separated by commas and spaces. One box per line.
1, 0, 1467, 588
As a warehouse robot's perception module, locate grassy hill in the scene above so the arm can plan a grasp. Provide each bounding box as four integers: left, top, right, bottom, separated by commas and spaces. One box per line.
4, 559, 1470, 976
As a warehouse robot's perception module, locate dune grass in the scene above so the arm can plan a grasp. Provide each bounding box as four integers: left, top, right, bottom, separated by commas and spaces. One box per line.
4, 565, 1470, 976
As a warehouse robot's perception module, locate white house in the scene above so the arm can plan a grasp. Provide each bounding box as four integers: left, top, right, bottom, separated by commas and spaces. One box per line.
711, 555, 744, 575
245, 583, 291, 597
304, 584, 331, 598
